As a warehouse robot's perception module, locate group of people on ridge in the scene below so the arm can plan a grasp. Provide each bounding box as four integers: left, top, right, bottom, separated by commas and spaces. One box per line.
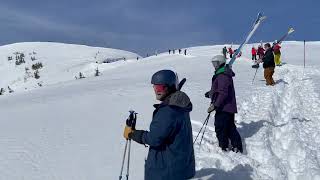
252, 41, 282, 86
222, 46, 242, 59
123, 54, 242, 179
168, 48, 187, 55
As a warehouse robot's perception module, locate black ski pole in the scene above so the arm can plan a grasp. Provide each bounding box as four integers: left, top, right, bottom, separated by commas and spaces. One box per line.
252, 66, 259, 84
119, 140, 128, 180
119, 110, 137, 180
199, 116, 210, 146
193, 113, 211, 144
126, 140, 131, 180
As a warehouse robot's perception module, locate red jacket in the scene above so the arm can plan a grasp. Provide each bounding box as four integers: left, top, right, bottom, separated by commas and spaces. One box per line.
257, 47, 265, 55
228, 48, 234, 54
273, 44, 281, 54
251, 48, 257, 55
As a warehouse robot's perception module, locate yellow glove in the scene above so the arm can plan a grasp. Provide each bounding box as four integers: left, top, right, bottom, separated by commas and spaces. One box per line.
123, 126, 134, 139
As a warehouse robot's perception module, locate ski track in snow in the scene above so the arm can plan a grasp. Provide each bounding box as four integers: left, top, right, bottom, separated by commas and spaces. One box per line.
192, 64, 320, 180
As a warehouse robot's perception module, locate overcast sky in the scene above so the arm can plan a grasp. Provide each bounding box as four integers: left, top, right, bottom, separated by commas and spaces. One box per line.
0, 0, 318, 55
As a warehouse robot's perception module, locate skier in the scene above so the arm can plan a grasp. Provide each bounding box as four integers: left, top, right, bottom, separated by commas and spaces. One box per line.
123, 70, 195, 180
169, 49, 171, 54
257, 45, 265, 59
205, 55, 243, 153
222, 46, 227, 58
262, 43, 275, 86
273, 40, 282, 66
184, 49, 187, 55
0, 88, 4, 95
228, 47, 234, 58
8, 86, 14, 93
179, 49, 181, 54
251, 46, 257, 60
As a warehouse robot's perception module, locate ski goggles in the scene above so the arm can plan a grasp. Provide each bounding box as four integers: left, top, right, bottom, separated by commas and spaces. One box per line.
211, 61, 221, 69
153, 84, 167, 93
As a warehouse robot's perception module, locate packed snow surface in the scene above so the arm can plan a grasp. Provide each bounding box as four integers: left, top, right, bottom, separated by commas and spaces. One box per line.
0, 41, 319, 180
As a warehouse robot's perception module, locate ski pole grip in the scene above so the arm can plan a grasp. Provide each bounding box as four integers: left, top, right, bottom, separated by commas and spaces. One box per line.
126, 111, 137, 129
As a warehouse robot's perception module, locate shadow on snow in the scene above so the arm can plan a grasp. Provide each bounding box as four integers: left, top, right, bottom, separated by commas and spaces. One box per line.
194, 164, 254, 180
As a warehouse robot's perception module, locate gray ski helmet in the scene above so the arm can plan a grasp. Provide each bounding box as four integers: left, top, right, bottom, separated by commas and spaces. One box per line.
211, 55, 226, 69
151, 70, 178, 88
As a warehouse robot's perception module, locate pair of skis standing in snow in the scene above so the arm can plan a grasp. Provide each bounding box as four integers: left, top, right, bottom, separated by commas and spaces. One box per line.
120, 13, 293, 180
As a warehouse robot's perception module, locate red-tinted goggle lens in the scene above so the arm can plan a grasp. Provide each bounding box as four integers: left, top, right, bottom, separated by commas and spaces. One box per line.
153, 84, 166, 92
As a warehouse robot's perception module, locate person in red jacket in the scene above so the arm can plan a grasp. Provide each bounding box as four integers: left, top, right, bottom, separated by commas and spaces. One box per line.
273, 41, 282, 66
257, 45, 265, 60
228, 47, 234, 58
251, 46, 257, 60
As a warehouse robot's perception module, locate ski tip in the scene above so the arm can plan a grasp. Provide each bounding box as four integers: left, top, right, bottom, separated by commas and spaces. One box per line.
289, 27, 295, 33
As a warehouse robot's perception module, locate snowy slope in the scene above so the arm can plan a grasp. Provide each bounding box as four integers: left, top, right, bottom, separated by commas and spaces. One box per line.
0, 42, 140, 92
0, 41, 319, 180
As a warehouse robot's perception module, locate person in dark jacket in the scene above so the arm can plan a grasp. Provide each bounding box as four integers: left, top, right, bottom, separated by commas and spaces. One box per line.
205, 55, 243, 153
123, 70, 195, 180
262, 43, 275, 86
222, 46, 227, 58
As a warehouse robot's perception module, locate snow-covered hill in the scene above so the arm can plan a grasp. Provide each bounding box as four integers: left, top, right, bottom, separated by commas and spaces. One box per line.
0, 41, 319, 180
0, 42, 140, 92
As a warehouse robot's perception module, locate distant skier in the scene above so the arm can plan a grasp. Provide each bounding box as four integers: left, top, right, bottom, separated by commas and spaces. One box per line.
169, 49, 171, 54
228, 47, 234, 58
234, 49, 242, 58
262, 43, 275, 86
205, 55, 243, 153
179, 49, 182, 54
222, 46, 227, 58
257, 45, 265, 59
8, 86, 14, 93
273, 40, 282, 66
0, 88, 4, 95
251, 46, 257, 60
123, 70, 195, 179
184, 49, 187, 56
79, 72, 85, 79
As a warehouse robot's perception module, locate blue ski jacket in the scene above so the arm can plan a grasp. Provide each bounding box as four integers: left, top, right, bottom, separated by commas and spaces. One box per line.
132, 91, 195, 180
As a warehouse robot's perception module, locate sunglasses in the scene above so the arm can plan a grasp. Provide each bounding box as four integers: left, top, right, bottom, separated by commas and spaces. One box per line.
153, 84, 167, 92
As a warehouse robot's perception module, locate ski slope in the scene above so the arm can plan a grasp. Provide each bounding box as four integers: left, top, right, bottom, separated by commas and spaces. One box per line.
0, 42, 140, 92
0, 41, 319, 180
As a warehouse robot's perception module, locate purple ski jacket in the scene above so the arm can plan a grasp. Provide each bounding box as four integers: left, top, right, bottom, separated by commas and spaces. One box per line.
210, 65, 237, 113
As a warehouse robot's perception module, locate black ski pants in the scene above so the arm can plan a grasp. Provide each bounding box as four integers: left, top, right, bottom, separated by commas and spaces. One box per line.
252, 54, 257, 60
214, 111, 243, 152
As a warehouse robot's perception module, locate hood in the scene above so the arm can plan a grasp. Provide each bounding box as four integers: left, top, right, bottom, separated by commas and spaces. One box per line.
159, 91, 192, 112
215, 65, 235, 78
224, 65, 235, 77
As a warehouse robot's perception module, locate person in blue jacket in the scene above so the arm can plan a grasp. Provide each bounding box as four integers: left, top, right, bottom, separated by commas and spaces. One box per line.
123, 70, 195, 180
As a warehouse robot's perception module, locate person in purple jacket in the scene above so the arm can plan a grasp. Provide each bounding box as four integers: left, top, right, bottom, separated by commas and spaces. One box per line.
205, 55, 243, 153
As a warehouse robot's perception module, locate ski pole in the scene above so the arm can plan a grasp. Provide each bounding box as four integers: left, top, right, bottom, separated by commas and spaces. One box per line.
193, 113, 211, 144
119, 140, 128, 180
119, 110, 137, 180
252, 66, 259, 84
199, 116, 210, 146
126, 140, 131, 180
